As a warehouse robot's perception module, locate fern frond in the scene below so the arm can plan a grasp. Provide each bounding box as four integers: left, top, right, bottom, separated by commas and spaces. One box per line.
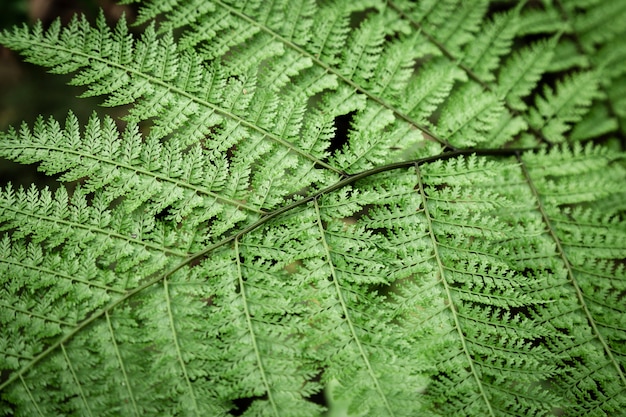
496, 38, 556, 111
394, 0, 489, 54
0, 112, 261, 247
517, 7, 568, 36
381, 156, 562, 416
520, 0, 626, 146
460, 7, 521, 83
572, 0, 626, 53
390, 0, 555, 148
0, 11, 346, 210
1, 1, 626, 415
400, 59, 466, 123
0, 182, 198, 415
521, 144, 626, 415
528, 72, 600, 143
434, 84, 507, 147
117, 0, 459, 153
0, 183, 181, 270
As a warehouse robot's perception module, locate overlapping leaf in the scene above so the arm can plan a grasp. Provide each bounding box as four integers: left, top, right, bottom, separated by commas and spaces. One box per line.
1, 1, 625, 416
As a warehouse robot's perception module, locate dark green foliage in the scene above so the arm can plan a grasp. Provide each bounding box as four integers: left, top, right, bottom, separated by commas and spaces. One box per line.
0, 1, 625, 416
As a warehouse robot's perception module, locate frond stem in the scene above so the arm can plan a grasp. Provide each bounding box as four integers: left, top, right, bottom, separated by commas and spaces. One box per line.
19, 374, 44, 417
61, 343, 94, 417
163, 278, 200, 415
105, 311, 140, 416
234, 238, 280, 416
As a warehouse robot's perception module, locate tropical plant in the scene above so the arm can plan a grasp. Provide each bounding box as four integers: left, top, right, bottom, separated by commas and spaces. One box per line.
0, 0, 625, 415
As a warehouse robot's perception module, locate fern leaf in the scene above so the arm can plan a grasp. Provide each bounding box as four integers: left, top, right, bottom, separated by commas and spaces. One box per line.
521, 144, 626, 415
517, 7, 568, 36
1, 1, 626, 415
460, 8, 521, 82
115, 0, 456, 150
434, 84, 507, 148
338, 13, 386, 83
386, 156, 562, 416
400, 59, 466, 123
0, 10, 342, 186
497, 38, 556, 111
0, 184, 179, 271
572, 0, 626, 52
528, 72, 600, 143
570, 102, 619, 141
0, 112, 256, 244
395, 0, 489, 54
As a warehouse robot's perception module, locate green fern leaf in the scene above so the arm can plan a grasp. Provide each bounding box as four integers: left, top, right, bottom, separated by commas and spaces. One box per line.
528, 72, 600, 143
461, 7, 521, 82
496, 38, 556, 111
1, 1, 625, 416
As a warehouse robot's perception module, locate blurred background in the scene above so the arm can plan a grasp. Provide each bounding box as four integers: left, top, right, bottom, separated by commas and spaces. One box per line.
0, 0, 137, 189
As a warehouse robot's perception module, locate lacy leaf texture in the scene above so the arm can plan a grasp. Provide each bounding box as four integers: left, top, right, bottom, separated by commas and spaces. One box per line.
0, 0, 625, 416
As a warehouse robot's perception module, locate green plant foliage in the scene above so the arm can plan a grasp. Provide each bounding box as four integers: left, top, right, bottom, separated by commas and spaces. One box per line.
0, 1, 625, 416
